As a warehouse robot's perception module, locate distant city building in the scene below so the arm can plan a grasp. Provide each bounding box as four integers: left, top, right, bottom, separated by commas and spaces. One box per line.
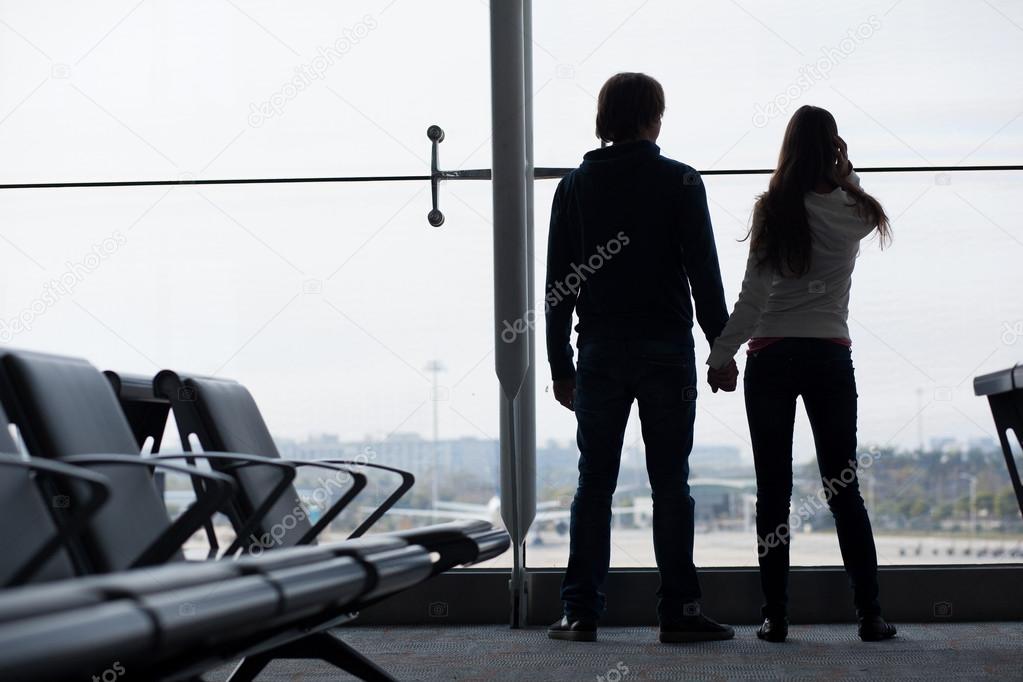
689, 445, 743, 472
276, 432, 500, 486
276, 433, 748, 496
967, 436, 997, 452
929, 436, 959, 454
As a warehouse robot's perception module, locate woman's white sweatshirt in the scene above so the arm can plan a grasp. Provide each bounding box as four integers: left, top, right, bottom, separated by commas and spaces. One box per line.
708, 172, 877, 369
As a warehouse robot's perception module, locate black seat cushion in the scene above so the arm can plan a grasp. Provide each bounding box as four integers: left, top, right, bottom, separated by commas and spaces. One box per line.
0, 351, 180, 572
170, 374, 313, 549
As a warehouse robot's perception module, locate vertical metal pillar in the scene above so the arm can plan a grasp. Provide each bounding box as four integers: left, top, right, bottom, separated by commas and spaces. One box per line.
517, 0, 537, 628
491, 0, 536, 629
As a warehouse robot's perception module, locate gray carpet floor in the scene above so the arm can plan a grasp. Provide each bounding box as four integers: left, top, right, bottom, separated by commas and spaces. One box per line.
207, 622, 1023, 681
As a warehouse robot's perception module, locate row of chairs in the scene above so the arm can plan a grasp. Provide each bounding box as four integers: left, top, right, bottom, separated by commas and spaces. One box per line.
0, 348, 509, 681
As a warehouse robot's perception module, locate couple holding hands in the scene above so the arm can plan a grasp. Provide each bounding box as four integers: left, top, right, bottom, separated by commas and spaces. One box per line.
544, 72, 896, 644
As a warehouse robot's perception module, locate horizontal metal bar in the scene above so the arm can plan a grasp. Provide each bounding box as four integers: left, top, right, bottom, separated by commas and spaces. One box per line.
0, 175, 432, 190
0, 164, 1020, 191
693, 164, 1023, 176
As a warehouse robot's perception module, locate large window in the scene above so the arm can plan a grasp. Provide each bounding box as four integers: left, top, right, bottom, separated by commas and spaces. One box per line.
534, 172, 1023, 567
530, 0, 1023, 568
0, 1, 504, 557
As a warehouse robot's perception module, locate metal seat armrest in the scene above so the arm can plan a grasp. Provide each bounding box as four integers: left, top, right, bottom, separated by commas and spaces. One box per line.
281, 461, 368, 545
316, 460, 415, 538
154, 452, 298, 556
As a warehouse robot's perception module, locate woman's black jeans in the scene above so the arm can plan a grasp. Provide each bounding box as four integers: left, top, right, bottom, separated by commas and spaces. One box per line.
744, 338, 882, 619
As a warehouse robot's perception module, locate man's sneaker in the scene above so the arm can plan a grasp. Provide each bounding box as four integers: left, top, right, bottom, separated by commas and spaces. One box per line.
756, 616, 788, 643
547, 615, 597, 642
659, 603, 735, 643
858, 615, 897, 641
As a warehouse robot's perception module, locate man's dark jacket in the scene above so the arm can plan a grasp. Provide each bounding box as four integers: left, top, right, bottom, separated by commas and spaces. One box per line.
545, 140, 729, 381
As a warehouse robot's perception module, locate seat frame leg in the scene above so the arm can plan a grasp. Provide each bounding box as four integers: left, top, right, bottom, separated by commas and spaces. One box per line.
226, 631, 396, 682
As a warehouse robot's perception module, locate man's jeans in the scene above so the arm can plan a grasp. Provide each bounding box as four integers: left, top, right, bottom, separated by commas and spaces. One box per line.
561, 333, 701, 622
745, 339, 881, 619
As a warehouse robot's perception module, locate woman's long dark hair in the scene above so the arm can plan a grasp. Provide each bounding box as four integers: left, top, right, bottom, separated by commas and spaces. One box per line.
750, 105, 891, 276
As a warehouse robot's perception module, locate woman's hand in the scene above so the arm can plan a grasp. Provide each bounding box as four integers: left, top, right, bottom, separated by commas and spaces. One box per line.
707, 359, 738, 393
834, 135, 852, 177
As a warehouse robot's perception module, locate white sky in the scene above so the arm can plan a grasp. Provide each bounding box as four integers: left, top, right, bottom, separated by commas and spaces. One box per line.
0, 0, 1021, 465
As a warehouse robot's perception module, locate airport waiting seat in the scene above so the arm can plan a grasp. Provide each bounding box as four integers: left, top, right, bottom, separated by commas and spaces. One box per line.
0, 476, 431, 680
0, 349, 437, 680
974, 364, 1023, 519
0, 349, 504, 680
0, 400, 382, 680
0, 350, 240, 574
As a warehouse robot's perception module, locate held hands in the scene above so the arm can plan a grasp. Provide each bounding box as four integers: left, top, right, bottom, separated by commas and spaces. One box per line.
552, 378, 575, 411
834, 134, 852, 178
707, 359, 738, 393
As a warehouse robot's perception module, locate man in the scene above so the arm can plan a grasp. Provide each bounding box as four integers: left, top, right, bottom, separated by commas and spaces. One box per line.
545, 72, 739, 643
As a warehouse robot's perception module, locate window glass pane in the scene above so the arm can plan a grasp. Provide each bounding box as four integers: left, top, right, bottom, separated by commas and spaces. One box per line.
0, 1, 490, 182
0, 180, 504, 561
533, 0, 1023, 169
533, 171, 1023, 567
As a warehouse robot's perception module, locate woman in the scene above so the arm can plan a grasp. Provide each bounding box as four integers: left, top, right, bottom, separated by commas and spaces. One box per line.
707, 105, 896, 643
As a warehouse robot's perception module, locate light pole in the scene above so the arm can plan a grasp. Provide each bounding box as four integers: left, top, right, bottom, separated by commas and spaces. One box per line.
425, 360, 445, 516
916, 387, 925, 453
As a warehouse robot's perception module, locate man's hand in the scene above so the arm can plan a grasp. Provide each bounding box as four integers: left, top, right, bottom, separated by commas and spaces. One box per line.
707, 360, 738, 393
552, 378, 576, 411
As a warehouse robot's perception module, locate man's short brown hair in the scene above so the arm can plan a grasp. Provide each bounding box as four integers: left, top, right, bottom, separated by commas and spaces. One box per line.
595, 72, 665, 144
